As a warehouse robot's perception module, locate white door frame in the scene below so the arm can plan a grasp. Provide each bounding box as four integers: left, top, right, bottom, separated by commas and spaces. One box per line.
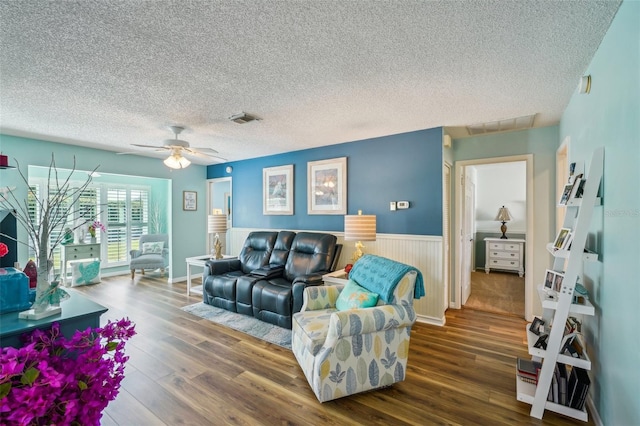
453, 154, 534, 320
443, 162, 452, 314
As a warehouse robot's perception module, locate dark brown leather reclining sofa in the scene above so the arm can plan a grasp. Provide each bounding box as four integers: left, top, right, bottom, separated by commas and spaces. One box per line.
202, 230, 341, 329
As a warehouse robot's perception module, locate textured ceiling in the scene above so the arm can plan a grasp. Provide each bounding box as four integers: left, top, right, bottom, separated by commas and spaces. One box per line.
0, 1, 621, 165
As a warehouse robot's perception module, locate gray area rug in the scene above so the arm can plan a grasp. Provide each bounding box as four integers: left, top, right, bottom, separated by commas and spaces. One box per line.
181, 302, 292, 349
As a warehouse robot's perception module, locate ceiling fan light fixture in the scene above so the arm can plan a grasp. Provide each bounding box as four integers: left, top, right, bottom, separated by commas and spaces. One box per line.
164, 152, 191, 169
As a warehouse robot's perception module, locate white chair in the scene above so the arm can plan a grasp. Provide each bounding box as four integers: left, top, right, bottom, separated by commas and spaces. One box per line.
129, 234, 169, 279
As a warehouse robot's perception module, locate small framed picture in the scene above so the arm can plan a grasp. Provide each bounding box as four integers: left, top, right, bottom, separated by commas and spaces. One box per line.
183, 190, 197, 211
533, 334, 548, 350
553, 272, 565, 292
559, 183, 573, 205
553, 228, 572, 250
544, 269, 555, 290
529, 317, 545, 336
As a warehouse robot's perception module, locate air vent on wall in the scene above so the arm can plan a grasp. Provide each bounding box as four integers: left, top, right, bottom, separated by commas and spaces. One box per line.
229, 112, 259, 124
466, 114, 536, 135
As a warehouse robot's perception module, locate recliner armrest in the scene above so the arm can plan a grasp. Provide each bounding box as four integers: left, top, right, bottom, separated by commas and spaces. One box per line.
130, 249, 142, 259
250, 264, 284, 279
292, 274, 324, 286
204, 258, 241, 277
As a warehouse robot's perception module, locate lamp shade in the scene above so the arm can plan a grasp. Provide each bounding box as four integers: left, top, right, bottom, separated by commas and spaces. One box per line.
344, 211, 376, 241
208, 214, 227, 234
495, 206, 512, 222
164, 152, 191, 169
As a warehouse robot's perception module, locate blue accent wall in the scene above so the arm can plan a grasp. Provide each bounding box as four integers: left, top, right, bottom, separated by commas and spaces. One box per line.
208, 128, 443, 236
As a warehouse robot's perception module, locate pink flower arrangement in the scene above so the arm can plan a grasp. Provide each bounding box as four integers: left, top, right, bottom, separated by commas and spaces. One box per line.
0, 318, 135, 425
88, 220, 106, 238
0, 242, 8, 258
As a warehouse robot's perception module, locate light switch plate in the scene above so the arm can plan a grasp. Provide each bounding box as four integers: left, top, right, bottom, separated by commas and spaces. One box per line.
390, 201, 396, 211
397, 201, 409, 209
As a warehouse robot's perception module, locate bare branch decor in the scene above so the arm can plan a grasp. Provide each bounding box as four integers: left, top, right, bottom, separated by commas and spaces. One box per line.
0, 154, 99, 315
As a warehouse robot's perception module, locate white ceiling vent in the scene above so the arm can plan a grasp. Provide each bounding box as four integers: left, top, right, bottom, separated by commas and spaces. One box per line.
229, 112, 260, 124
466, 114, 536, 136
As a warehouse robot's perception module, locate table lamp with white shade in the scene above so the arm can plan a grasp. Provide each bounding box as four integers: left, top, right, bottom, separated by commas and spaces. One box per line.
208, 214, 228, 259
495, 205, 512, 239
344, 210, 376, 263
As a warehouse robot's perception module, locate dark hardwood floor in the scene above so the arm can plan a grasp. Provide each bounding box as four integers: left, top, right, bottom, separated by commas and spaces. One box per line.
71, 274, 592, 426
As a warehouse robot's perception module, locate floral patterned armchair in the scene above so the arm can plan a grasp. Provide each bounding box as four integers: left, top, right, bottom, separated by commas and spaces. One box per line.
292, 255, 421, 402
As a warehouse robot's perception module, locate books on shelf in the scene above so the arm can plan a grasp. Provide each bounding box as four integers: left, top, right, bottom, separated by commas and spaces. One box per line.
545, 363, 591, 409
517, 358, 542, 384
568, 367, 591, 410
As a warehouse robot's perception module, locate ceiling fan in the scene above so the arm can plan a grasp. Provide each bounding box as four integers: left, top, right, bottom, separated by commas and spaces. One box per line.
129, 125, 226, 169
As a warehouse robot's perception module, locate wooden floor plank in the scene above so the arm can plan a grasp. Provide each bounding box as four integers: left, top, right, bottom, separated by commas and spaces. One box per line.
67, 275, 594, 425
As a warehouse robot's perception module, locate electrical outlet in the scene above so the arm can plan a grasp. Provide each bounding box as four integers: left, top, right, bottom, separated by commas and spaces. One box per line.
390, 201, 396, 211
397, 201, 410, 209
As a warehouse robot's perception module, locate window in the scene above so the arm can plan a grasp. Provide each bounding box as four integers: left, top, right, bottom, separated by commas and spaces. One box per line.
105, 187, 149, 264
29, 178, 150, 270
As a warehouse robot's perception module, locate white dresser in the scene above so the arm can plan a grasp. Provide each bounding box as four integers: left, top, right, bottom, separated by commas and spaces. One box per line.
484, 237, 525, 277
60, 243, 101, 285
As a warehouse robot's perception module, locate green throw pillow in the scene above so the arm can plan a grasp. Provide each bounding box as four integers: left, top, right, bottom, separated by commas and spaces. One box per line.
336, 279, 379, 311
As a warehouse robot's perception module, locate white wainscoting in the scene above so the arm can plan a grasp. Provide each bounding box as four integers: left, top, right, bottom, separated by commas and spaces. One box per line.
227, 228, 445, 325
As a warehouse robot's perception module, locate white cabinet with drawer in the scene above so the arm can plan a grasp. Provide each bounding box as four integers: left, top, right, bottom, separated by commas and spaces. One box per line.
484, 237, 525, 277
61, 243, 101, 285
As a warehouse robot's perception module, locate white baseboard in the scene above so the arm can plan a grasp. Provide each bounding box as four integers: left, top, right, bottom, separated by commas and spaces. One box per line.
416, 314, 445, 326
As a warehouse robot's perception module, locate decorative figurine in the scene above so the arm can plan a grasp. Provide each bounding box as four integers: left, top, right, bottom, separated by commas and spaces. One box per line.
62, 228, 74, 245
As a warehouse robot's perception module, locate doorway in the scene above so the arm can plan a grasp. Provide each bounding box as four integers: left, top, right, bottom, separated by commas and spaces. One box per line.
454, 155, 534, 320
207, 177, 232, 256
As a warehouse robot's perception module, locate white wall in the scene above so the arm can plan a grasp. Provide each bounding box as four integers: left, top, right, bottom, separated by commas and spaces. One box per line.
473, 161, 527, 233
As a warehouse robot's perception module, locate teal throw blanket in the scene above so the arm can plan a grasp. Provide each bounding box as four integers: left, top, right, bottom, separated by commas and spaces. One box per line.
349, 254, 425, 303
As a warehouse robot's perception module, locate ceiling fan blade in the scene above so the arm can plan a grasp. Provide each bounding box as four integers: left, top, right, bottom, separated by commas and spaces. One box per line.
183, 150, 228, 162
131, 143, 170, 150
191, 146, 219, 154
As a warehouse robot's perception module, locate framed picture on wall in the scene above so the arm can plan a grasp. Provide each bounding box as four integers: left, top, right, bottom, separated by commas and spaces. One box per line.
263, 164, 294, 215
183, 190, 197, 211
307, 157, 347, 215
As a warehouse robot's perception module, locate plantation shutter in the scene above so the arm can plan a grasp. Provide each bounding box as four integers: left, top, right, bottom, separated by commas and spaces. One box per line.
107, 188, 128, 262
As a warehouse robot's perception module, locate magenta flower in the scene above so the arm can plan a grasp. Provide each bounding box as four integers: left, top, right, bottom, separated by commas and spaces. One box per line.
0, 318, 135, 425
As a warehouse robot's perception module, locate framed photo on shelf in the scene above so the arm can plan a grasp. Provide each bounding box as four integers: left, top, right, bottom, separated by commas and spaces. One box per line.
307, 157, 347, 215
533, 334, 548, 350
263, 164, 294, 215
544, 269, 556, 290
183, 190, 197, 211
529, 317, 545, 336
559, 183, 574, 205
553, 272, 565, 292
553, 228, 572, 250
